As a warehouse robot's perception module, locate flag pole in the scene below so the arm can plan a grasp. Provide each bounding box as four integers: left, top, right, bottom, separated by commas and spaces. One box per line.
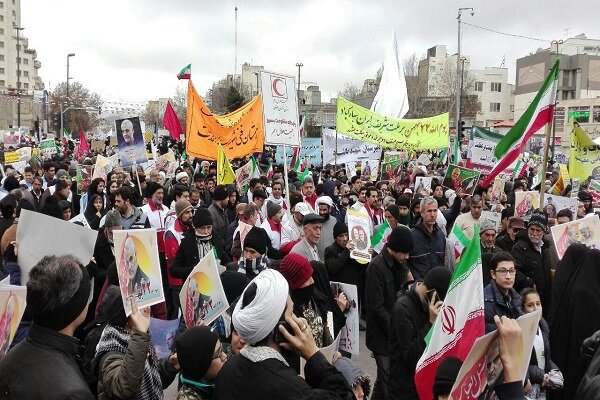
538, 115, 554, 212
282, 145, 291, 211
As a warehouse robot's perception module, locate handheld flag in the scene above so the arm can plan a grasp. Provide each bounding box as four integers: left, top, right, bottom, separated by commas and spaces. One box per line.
217, 142, 236, 185
77, 131, 90, 158
481, 59, 559, 187
177, 64, 191, 80
371, 220, 392, 253
414, 226, 485, 400
162, 100, 183, 141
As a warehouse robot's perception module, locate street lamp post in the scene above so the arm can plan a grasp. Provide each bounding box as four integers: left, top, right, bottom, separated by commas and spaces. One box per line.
15, 26, 24, 128
456, 8, 473, 133
549, 40, 563, 164
295, 62, 303, 93
66, 53, 75, 101
460, 57, 467, 120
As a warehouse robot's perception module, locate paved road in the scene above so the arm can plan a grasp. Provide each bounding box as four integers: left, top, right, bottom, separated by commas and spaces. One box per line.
165, 331, 376, 398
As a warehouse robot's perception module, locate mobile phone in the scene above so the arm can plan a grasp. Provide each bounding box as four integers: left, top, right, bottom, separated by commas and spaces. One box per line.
426, 289, 438, 303
273, 321, 294, 343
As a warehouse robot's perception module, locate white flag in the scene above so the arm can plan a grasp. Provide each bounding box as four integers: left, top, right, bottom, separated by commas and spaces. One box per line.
370, 30, 409, 119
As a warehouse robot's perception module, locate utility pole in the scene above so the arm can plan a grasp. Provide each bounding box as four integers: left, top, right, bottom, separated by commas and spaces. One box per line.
296, 62, 303, 93
66, 53, 75, 100
550, 40, 563, 164
234, 6, 238, 78
456, 8, 473, 132
15, 26, 24, 127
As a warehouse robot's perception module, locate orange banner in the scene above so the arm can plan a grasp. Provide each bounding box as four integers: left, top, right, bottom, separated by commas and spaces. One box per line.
185, 81, 264, 160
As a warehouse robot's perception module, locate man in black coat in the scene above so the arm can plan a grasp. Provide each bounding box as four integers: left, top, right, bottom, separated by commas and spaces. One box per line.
511, 212, 552, 307
365, 226, 414, 400
388, 267, 452, 400
0, 255, 95, 399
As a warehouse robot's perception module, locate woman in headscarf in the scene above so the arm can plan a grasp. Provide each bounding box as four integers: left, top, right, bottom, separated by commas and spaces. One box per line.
175, 326, 227, 400
548, 244, 600, 400
80, 178, 106, 213
93, 286, 179, 399
225, 186, 239, 225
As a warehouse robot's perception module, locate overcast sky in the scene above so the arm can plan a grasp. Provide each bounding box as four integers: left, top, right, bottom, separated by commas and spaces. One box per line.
22, 0, 595, 104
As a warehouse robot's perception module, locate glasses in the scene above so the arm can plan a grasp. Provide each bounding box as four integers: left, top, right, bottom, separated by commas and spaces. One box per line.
212, 347, 227, 362
495, 268, 516, 276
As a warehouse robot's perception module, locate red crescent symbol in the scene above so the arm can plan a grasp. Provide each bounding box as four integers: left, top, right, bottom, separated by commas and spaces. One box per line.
272, 78, 285, 96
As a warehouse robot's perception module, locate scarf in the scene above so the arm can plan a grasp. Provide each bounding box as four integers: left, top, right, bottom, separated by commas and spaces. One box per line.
267, 194, 287, 209
195, 234, 214, 260
95, 325, 162, 400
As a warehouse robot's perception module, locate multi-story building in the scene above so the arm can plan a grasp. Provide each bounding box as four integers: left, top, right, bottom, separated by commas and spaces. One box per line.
514, 33, 600, 149
470, 67, 515, 127
0, 0, 44, 130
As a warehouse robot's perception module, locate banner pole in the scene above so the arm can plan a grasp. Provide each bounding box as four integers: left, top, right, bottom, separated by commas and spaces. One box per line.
538, 120, 554, 211
133, 164, 142, 197
283, 145, 291, 210
334, 128, 338, 172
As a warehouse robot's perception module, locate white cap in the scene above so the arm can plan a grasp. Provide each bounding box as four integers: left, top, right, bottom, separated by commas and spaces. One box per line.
315, 196, 333, 208
293, 202, 311, 216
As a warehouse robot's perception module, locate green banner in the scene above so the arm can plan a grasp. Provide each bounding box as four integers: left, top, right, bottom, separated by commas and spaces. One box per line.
336, 97, 449, 150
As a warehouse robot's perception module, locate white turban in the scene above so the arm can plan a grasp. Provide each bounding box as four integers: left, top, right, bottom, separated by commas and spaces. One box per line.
232, 269, 289, 345
176, 171, 188, 182
315, 195, 333, 208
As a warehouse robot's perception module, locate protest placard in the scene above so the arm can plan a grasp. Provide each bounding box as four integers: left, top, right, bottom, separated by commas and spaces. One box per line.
442, 164, 481, 196
260, 71, 300, 147
514, 191, 540, 217
543, 195, 578, 219
116, 117, 147, 168
0, 285, 26, 362
480, 211, 502, 232
114, 229, 165, 317
179, 251, 229, 328
414, 177, 432, 198
322, 128, 381, 166
330, 282, 359, 355
275, 138, 321, 166
551, 214, 600, 260
149, 318, 179, 359
347, 209, 372, 263
39, 138, 58, 157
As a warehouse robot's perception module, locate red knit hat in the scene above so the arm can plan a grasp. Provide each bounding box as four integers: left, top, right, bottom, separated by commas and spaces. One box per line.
279, 253, 314, 289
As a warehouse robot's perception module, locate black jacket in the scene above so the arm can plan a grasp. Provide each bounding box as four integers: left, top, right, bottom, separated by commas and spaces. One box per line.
528, 317, 558, 385
408, 221, 446, 280
484, 281, 522, 334
324, 242, 363, 286
388, 285, 431, 400
170, 231, 230, 281
213, 350, 353, 400
511, 236, 552, 307
0, 323, 94, 399
365, 245, 410, 355
495, 232, 516, 252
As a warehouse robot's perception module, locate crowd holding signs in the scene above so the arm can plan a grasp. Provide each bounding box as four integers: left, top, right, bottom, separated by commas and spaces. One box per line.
0, 55, 598, 400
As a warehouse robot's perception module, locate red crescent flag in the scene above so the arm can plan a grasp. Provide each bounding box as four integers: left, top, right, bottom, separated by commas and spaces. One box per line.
77, 131, 90, 158
163, 100, 183, 141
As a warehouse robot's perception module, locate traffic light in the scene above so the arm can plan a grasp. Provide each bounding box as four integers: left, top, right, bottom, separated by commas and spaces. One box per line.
459, 120, 466, 141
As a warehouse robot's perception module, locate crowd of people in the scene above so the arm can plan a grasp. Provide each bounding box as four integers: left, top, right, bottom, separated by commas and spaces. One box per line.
0, 137, 598, 400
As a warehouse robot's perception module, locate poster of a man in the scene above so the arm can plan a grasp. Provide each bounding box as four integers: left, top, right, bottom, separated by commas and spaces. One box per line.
183, 276, 211, 328
0, 288, 25, 362
116, 117, 147, 167
350, 226, 368, 251
114, 229, 165, 316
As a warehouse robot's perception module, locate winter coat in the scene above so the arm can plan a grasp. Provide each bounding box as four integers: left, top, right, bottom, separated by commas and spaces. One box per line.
408, 221, 446, 280
484, 281, 522, 334
365, 245, 410, 355
576, 330, 600, 399
0, 323, 94, 399
208, 203, 229, 257
495, 232, 517, 252
213, 350, 353, 400
170, 231, 230, 281
324, 242, 363, 286
388, 285, 431, 400
511, 236, 552, 307
527, 317, 559, 386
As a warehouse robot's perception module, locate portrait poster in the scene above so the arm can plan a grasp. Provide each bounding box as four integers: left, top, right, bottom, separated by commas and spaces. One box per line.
347, 209, 372, 263
345, 161, 358, 178
480, 211, 502, 232
114, 229, 165, 317
543, 195, 578, 220
115, 116, 147, 168
449, 309, 541, 400
490, 178, 505, 203
260, 71, 300, 147
156, 150, 177, 177
16, 209, 98, 285
362, 159, 379, 182
149, 317, 179, 359
0, 285, 26, 362
414, 177, 432, 198
91, 140, 105, 153
300, 331, 341, 379
179, 251, 229, 328
237, 221, 254, 250
15, 146, 31, 162
442, 164, 481, 196
514, 191, 540, 218
330, 282, 359, 355
2, 131, 20, 150
416, 153, 431, 166
551, 214, 600, 260
571, 178, 581, 198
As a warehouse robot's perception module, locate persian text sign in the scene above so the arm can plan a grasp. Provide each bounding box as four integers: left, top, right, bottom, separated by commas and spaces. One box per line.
322, 128, 382, 165
260, 71, 300, 147
275, 138, 322, 166
336, 96, 449, 150
185, 81, 264, 160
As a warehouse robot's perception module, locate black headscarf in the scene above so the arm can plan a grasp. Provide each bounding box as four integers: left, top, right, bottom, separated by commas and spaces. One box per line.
84, 193, 105, 229
548, 245, 600, 399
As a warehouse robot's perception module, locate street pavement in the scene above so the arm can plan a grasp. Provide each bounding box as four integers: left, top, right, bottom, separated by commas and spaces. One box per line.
165, 330, 376, 399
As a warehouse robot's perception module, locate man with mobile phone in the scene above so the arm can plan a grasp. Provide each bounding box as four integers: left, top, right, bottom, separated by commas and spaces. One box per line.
388, 267, 452, 400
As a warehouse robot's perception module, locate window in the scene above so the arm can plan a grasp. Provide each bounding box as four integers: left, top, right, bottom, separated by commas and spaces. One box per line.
0, 28, 4, 35
510, 104, 515, 112
554, 106, 565, 126
568, 106, 590, 123
0, 55, 4, 61
16, 70, 19, 76
12, 10, 15, 17
23, 71, 28, 77
0, 15, 4, 21
474, 82, 484, 92
0, 68, 4, 74
22, 58, 27, 64
0, 80, 5, 86
489, 102, 501, 112
11, 0, 15, 4
490, 82, 502, 92
0, 42, 4, 48
429, 66, 436, 72
593, 106, 600, 123
23, 83, 28, 89
15, 45, 19, 51
0, 2, 4, 9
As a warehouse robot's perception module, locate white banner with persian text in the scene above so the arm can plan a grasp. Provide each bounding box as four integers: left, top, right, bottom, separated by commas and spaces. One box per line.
322, 128, 382, 165
260, 71, 300, 147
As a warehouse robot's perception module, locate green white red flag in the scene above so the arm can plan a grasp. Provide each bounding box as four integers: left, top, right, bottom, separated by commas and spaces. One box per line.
414, 226, 485, 400
447, 224, 470, 261
371, 220, 392, 253
481, 59, 559, 187
177, 64, 191, 80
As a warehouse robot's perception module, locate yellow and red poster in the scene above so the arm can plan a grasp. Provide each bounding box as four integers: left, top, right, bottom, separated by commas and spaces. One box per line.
185, 81, 264, 160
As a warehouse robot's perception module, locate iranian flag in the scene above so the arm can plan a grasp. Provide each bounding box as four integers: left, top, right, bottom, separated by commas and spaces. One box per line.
589, 180, 600, 204
371, 220, 392, 253
177, 63, 191, 80
447, 224, 470, 261
512, 158, 528, 179
414, 226, 485, 400
481, 59, 559, 187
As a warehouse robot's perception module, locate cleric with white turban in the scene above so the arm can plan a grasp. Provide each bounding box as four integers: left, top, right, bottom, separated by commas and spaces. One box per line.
232, 269, 289, 345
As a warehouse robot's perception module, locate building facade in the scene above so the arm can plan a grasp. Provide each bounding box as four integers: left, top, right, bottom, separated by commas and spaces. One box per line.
470, 67, 515, 127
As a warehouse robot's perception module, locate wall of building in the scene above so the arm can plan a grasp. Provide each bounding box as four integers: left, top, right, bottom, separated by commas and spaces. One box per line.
471, 67, 514, 126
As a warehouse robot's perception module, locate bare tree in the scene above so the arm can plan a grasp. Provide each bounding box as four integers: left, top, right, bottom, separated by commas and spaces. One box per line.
170, 86, 187, 128
338, 82, 361, 100
141, 101, 161, 129
403, 53, 428, 117
50, 81, 103, 134
431, 59, 480, 120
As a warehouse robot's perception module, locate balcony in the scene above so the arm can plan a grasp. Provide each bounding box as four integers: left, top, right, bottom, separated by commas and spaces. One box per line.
33, 60, 41, 69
